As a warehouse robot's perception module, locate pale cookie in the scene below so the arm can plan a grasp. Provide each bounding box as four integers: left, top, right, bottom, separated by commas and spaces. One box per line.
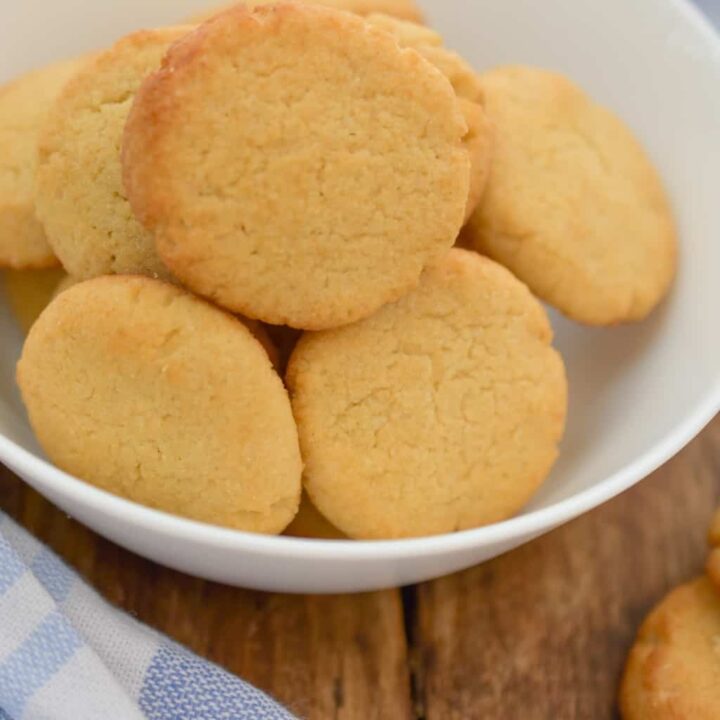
466, 66, 677, 325
364, 14, 490, 220
48, 271, 278, 364
285, 492, 346, 539
364, 14, 482, 101
0, 57, 88, 269
620, 577, 720, 720
189, 0, 424, 24
242, 318, 281, 370
459, 97, 493, 222
3, 268, 66, 333
17, 276, 302, 534
123, 4, 470, 330
287, 249, 567, 540
36, 28, 194, 280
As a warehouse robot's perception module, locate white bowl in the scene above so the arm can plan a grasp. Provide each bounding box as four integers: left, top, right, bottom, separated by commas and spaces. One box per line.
2, 0, 719, 593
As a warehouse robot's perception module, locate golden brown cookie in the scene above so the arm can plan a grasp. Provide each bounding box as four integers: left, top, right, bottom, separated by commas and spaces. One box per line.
49, 271, 279, 367
122, 4, 470, 330
705, 509, 720, 590
241, 318, 281, 370
0, 57, 89, 269
465, 66, 677, 325
287, 249, 567, 539
459, 98, 493, 222
17, 276, 302, 534
36, 28, 193, 280
364, 14, 490, 221
620, 577, 720, 720
285, 492, 346, 539
364, 14, 481, 101
188, 0, 424, 24
51, 274, 80, 298
3, 268, 66, 333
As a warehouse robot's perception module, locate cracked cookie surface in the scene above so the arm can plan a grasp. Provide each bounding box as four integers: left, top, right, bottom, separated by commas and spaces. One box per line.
287, 249, 567, 539
620, 577, 720, 720
122, 3, 470, 330
36, 27, 193, 280
17, 275, 302, 534
0, 57, 88, 269
465, 66, 677, 325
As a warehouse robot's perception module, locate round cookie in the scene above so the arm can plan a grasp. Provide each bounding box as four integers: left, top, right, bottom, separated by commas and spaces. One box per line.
17, 276, 302, 534
36, 28, 194, 280
122, 4, 470, 330
465, 66, 677, 325
188, 0, 424, 24
3, 268, 66, 333
286, 249, 567, 540
620, 577, 720, 720
0, 57, 89, 269
364, 14, 491, 220
285, 493, 346, 539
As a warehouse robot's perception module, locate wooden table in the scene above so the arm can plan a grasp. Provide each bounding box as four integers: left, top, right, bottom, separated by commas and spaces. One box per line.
1, 416, 718, 719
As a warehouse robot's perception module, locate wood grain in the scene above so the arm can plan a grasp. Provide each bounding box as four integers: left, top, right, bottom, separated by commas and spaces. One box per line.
0, 479, 412, 720
413, 417, 720, 720
0, 416, 717, 719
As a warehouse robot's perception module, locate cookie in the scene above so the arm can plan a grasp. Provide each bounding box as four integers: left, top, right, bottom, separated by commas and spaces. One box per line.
0, 57, 88, 269
36, 28, 193, 281
285, 492, 346, 539
287, 249, 567, 539
3, 268, 66, 333
17, 276, 302, 534
364, 14, 490, 220
51, 273, 80, 298
705, 509, 720, 590
48, 271, 279, 365
241, 318, 281, 370
465, 66, 677, 325
364, 14, 481, 102
122, 4, 470, 330
459, 97, 493, 222
620, 577, 720, 720
189, 0, 424, 24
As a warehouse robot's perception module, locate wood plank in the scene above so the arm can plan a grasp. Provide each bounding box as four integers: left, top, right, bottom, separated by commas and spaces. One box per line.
413, 416, 720, 720
2, 420, 717, 718
0, 473, 413, 720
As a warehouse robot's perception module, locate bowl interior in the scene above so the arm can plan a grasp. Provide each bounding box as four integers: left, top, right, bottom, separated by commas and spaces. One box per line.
1, 0, 719, 535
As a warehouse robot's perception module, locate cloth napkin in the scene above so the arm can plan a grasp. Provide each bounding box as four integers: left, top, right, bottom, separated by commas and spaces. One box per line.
0, 513, 296, 720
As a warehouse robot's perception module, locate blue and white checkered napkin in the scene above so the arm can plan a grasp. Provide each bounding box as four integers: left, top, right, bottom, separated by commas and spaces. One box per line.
0, 513, 296, 720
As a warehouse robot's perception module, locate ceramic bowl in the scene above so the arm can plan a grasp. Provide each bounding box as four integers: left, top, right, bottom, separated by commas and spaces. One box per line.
1, 0, 718, 592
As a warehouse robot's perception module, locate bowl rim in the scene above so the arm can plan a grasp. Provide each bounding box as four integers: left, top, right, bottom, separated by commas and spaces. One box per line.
1, 380, 717, 561
0, 0, 718, 563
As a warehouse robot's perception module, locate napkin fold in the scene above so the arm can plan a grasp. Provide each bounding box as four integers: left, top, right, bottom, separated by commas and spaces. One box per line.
0, 513, 296, 720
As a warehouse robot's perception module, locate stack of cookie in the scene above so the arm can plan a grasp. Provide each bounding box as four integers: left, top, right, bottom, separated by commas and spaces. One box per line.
1, 1, 677, 540
621, 510, 720, 719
